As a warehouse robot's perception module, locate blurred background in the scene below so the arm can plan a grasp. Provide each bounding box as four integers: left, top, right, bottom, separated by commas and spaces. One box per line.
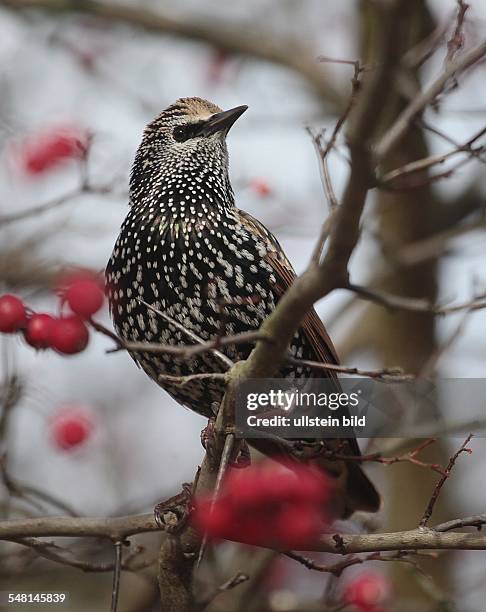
0, 0, 485, 610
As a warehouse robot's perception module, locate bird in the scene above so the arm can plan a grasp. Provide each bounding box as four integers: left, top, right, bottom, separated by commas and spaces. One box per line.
106, 97, 379, 517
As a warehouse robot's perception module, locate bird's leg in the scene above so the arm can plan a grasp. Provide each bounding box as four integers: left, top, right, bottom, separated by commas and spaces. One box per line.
200, 417, 218, 463
154, 482, 194, 533
231, 440, 251, 468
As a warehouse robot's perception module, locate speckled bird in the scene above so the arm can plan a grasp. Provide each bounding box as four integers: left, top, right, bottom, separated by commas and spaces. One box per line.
106, 97, 379, 516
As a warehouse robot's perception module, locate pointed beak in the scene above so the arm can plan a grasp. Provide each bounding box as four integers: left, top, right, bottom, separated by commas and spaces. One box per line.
200, 105, 248, 137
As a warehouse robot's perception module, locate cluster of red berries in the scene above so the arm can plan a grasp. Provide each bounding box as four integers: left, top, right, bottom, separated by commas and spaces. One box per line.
342, 572, 391, 612
0, 272, 104, 355
192, 461, 334, 549
16, 124, 89, 175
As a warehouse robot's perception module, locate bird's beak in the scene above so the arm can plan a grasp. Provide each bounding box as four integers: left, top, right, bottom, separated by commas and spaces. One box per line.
200, 105, 248, 137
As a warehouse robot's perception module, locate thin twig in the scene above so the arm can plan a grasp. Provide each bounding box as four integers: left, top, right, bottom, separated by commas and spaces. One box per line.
198, 572, 249, 608
435, 513, 486, 533
377, 39, 486, 159
90, 318, 269, 365
312, 438, 446, 477
111, 541, 123, 612
158, 372, 227, 387
284, 549, 431, 576
420, 434, 473, 527
346, 282, 486, 316
287, 356, 413, 381
380, 126, 486, 186
197, 433, 235, 568
445, 1, 469, 65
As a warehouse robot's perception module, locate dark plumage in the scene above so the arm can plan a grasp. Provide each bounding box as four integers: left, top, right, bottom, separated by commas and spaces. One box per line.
106, 97, 379, 516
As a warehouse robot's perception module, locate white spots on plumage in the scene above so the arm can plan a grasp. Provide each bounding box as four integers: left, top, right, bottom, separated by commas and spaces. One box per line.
106, 97, 319, 416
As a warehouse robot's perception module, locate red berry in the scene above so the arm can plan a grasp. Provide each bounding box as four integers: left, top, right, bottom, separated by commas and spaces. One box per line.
0, 294, 27, 333
64, 276, 104, 318
51, 405, 94, 451
49, 315, 89, 355
343, 572, 391, 612
250, 179, 272, 198
19, 125, 88, 176
275, 505, 323, 548
207, 48, 230, 84
192, 461, 334, 547
23, 313, 55, 349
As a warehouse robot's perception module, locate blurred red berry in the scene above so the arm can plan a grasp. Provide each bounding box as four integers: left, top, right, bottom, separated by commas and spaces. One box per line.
192, 462, 333, 548
19, 125, 88, 175
250, 179, 272, 198
343, 572, 391, 612
51, 405, 94, 451
49, 315, 89, 355
63, 273, 105, 319
23, 313, 55, 349
207, 48, 230, 84
275, 505, 324, 547
0, 294, 27, 333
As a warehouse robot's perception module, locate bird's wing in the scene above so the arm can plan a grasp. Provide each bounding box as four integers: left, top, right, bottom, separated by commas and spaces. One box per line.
238, 209, 339, 367
238, 211, 381, 514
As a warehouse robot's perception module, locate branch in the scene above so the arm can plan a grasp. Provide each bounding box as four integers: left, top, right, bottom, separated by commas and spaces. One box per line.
232, 4, 402, 381
285, 549, 431, 576
377, 38, 486, 159
4, 513, 486, 554
0, 182, 118, 226
7, 537, 154, 573
286, 356, 413, 381
0, 0, 342, 107
197, 572, 249, 609
346, 282, 486, 316
90, 319, 270, 364
379, 125, 486, 188
445, 0, 469, 65
419, 434, 473, 527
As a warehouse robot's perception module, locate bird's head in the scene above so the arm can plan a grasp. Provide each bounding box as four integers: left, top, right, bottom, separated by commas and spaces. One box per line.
131, 97, 247, 197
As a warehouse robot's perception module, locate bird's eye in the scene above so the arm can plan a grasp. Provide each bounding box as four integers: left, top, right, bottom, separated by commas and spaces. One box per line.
172, 126, 187, 142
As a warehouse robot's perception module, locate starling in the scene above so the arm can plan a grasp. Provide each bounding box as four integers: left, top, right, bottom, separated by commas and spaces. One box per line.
106, 97, 379, 516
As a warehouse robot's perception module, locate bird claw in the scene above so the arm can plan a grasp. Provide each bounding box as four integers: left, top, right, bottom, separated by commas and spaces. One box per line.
200, 418, 217, 451
154, 482, 193, 534
231, 440, 251, 468
201, 420, 251, 468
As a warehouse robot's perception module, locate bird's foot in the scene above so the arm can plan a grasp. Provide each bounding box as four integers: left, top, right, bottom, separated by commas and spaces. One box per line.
200, 418, 217, 453
231, 440, 251, 468
201, 420, 251, 468
154, 482, 193, 534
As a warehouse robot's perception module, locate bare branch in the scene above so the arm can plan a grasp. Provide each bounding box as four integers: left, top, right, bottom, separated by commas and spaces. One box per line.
198, 572, 249, 609
0, 0, 343, 107
435, 514, 486, 533
377, 39, 486, 159
90, 319, 270, 364
286, 356, 412, 381
346, 282, 486, 316
445, 1, 469, 65
111, 541, 122, 612
7, 538, 154, 573
419, 434, 473, 527
379, 125, 486, 188
285, 549, 430, 576
4, 513, 486, 554
0, 182, 119, 226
